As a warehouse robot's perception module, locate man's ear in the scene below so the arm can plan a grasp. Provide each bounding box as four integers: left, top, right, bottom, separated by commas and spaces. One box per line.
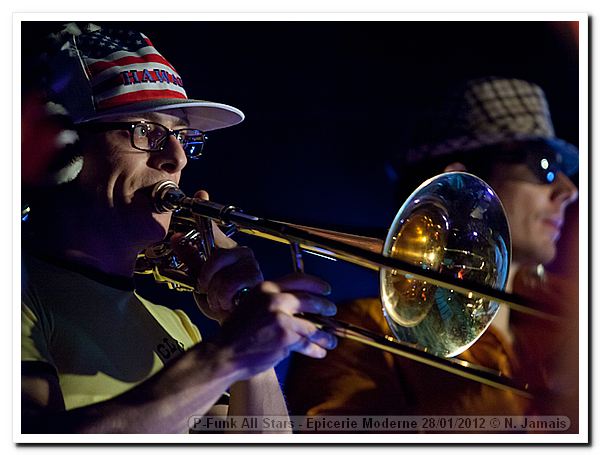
443, 162, 467, 172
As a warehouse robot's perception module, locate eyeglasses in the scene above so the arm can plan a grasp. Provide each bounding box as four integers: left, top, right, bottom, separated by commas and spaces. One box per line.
488, 143, 566, 185
522, 148, 564, 184
80, 121, 207, 159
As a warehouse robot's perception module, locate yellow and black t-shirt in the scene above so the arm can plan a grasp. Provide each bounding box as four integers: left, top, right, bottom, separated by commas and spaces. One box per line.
21, 252, 201, 411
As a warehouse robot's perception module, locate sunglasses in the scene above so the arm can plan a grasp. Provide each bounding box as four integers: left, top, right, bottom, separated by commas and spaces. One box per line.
522, 148, 564, 184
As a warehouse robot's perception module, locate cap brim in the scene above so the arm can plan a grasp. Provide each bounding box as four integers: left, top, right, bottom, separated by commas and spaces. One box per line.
78, 98, 245, 132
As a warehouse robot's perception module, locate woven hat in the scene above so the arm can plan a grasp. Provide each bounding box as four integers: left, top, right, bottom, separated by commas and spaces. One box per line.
401, 77, 578, 175
28, 23, 244, 185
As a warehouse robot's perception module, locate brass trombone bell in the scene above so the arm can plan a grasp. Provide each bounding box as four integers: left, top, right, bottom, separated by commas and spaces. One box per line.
380, 172, 510, 358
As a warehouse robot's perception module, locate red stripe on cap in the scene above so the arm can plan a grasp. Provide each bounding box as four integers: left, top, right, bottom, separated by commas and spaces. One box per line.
88, 53, 177, 77
141, 33, 154, 47
96, 89, 188, 111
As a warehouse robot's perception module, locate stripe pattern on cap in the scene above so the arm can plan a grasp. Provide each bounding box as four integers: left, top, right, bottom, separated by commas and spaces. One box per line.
74, 28, 188, 113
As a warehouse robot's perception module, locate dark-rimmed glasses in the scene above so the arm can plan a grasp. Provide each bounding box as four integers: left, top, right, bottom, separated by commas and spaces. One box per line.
80, 121, 207, 159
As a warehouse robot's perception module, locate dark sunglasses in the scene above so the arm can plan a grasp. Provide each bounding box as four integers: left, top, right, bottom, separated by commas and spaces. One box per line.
522, 148, 564, 184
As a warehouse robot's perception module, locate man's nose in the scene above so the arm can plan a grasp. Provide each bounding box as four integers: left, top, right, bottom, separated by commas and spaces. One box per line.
552, 172, 578, 205
148, 135, 188, 174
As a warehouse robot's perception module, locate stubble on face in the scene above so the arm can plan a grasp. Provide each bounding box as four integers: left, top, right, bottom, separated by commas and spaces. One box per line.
75, 123, 180, 246
487, 164, 568, 266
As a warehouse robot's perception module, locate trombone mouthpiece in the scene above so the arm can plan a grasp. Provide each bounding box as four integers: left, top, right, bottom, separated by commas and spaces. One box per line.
152, 180, 185, 213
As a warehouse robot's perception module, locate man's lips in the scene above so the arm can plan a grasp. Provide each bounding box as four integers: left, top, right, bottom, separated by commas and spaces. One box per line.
127, 181, 172, 211
541, 217, 564, 239
542, 218, 563, 230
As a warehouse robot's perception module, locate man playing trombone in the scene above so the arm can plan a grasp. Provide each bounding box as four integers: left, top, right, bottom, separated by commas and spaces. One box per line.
286, 77, 580, 432
21, 23, 338, 434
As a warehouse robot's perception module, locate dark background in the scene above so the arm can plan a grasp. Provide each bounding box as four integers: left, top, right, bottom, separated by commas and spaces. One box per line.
21, 20, 581, 382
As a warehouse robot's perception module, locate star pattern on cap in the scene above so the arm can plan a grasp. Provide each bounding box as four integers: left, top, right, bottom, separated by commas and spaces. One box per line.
77, 28, 150, 58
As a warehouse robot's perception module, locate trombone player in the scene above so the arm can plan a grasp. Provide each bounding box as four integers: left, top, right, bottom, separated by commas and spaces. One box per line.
21, 23, 338, 434
286, 77, 580, 432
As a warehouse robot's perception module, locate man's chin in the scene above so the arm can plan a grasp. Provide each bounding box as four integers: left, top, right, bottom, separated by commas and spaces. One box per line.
535, 243, 557, 266
152, 212, 173, 239
513, 241, 556, 267
129, 212, 171, 247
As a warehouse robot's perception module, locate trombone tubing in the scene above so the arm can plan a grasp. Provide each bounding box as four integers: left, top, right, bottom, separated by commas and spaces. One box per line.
169, 193, 560, 323
300, 314, 534, 398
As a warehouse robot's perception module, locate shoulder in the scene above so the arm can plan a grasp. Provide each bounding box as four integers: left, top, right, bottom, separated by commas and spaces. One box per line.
337, 297, 389, 334
135, 293, 202, 346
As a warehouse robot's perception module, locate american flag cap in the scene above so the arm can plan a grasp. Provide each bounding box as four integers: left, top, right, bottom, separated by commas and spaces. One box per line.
45, 23, 244, 132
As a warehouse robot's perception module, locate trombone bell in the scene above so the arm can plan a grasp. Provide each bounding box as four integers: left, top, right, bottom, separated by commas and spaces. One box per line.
380, 172, 510, 358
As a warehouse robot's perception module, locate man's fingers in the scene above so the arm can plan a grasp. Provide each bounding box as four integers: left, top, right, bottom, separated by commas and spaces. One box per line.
198, 247, 261, 293
274, 273, 332, 296
285, 316, 338, 357
211, 221, 238, 249
170, 232, 205, 274
193, 190, 209, 200
257, 288, 336, 317
306, 329, 339, 350
289, 316, 338, 349
207, 258, 264, 311
291, 338, 328, 359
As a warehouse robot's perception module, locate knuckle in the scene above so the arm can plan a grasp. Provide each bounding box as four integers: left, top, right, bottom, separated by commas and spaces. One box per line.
267, 293, 287, 312
274, 311, 288, 326
258, 281, 278, 294
282, 331, 299, 348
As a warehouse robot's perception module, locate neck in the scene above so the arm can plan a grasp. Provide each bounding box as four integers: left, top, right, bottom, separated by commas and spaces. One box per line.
505, 261, 521, 294
29, 205, 161, 278
490, 261, 521, 345
59, 242, 140, 278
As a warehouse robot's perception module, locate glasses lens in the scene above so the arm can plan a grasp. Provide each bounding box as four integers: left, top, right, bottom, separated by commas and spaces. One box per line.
177, 130, 206, 159
527, 149, 561, 184
133, 123, 168, 151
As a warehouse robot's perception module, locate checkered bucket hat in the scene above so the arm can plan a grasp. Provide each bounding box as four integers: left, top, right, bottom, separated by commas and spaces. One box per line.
403, 77, 579, 175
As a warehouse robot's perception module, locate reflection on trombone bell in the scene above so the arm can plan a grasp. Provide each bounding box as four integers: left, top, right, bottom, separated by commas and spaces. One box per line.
135, 173, 560, 399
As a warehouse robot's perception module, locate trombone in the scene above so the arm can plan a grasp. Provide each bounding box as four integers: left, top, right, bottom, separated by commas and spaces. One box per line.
136, 174, 560, 399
